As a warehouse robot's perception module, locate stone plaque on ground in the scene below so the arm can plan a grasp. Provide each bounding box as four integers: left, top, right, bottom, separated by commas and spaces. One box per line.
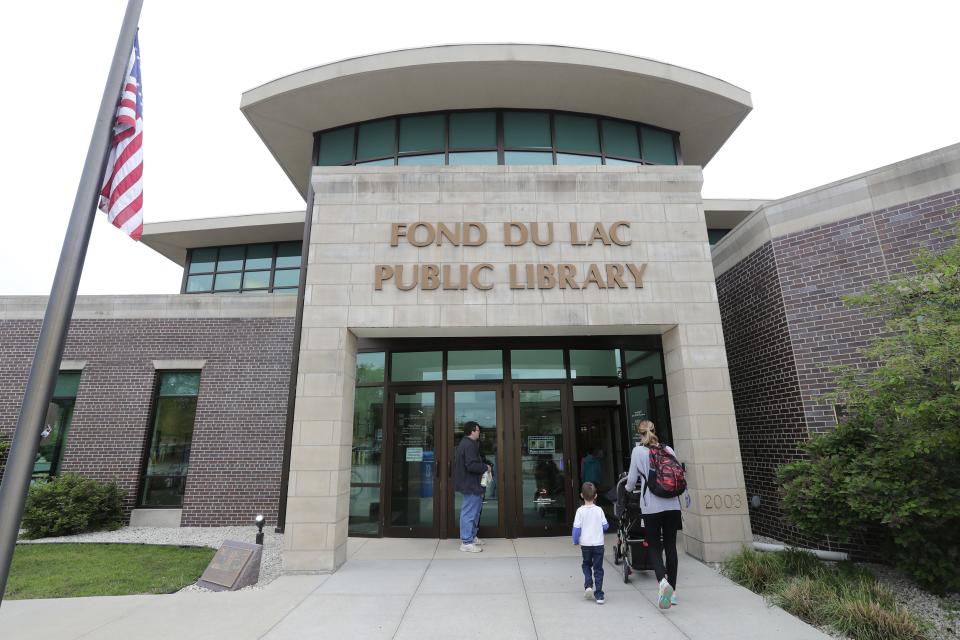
197, 540, 262, 591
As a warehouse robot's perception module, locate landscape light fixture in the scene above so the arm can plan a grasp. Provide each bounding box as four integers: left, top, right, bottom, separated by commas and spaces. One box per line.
255, 514, 265, 545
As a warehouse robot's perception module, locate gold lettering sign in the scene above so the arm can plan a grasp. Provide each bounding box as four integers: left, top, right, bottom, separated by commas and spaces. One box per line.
375, 221, 647, 291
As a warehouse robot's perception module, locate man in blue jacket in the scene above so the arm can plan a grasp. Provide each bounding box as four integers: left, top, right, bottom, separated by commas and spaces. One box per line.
454, 421, 490, 552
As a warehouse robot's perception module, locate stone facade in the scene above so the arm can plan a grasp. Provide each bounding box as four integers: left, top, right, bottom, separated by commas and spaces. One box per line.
287, 164, 751, 571
0, 295, 295, 526
714, 144, 960, 549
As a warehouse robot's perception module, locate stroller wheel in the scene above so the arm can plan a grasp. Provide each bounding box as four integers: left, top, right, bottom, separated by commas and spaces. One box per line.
613, 545, 622, 565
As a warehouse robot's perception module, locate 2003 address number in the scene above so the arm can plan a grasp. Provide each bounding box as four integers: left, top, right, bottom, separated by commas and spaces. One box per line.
704, 493, 743, 510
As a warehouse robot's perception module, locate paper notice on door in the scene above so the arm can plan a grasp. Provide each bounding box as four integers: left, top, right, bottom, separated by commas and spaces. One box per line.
528, 435, 555, 453
405, 447, 424, 462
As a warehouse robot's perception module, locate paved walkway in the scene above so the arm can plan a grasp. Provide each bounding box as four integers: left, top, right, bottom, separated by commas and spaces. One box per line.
0, 536, 830, 640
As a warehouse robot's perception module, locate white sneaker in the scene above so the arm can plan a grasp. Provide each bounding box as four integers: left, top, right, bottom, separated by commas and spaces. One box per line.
472, 537, 484, 546
459, 543, 483, 553
670, 593, 678, 606
584, 586, 594, 599
657, 578, 674, 610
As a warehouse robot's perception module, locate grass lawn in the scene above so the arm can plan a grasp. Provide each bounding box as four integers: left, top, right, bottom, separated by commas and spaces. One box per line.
7, 543, 216, 600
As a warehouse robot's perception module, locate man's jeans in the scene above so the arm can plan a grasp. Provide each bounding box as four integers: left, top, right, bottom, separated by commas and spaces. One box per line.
581, 545, 605, 599
459, 493, 483, 544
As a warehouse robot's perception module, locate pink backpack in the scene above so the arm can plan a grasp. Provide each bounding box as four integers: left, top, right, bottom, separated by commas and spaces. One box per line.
646, 445, 686, 498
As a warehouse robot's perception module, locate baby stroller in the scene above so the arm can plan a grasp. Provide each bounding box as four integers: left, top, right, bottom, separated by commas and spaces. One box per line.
612, 472, 653, 582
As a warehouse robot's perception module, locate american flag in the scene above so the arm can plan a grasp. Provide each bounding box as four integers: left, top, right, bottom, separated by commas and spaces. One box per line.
99, 34, 143, 240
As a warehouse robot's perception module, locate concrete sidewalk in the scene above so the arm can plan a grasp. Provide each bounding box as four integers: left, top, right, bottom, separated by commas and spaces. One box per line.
0, 536, 830, 640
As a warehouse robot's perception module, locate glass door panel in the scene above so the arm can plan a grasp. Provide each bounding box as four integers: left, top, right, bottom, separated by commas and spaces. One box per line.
388, 390, 437, 535
516, 386, 571, 534
625, 383, 653, 449
449, 388, 502, 536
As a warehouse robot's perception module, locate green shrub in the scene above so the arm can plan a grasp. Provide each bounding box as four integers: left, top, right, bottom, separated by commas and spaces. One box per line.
829, 583, 929, 640
0, 434, 10, 475
778, 547, 823, 579
773, 576, 833, 626
722, 547, 786, 593
21, 474, 124, 539
778, 228, 960, 594
727, 548, 931, 640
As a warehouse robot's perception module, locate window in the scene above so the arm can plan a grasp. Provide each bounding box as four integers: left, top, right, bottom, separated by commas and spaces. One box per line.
449, 111, 496, 149
391, 351, 442, 382
318, 126, 354, 165
511, 349, 566, 379
625, 350, 663, 380
641, 126, 677, 165
314, 110, 680, 167
356, 119, 396, 162
399, 114, 445, 155
503, 111, 551, 149
447, 350, 503, 381
708, 228, 731, 246
140, 371, 201, 507
32, 371, 80, 481
602, 119, 641, 161
350, 352, 385, 536
184, 242, 302, 294
569, 349, 620, 378
554, 114, 600, 155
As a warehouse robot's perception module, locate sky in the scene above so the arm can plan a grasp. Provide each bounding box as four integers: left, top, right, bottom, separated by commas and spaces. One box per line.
1, 1, 957, 296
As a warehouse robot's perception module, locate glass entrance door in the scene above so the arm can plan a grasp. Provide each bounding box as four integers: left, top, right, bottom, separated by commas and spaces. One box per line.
513, 384, 573, 536
386, 388, 439, 536
447, 386, 503, 538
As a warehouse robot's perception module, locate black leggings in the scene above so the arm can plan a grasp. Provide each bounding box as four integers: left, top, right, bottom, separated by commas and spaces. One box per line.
644, 510, 681, 589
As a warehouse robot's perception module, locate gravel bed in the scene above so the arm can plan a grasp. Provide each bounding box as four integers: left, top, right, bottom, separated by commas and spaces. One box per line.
746, 535, 959, 640
19, 526, 284, 592
862, 563, 959, 640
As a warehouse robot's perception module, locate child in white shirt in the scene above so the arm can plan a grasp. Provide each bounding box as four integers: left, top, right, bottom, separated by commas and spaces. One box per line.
572, 481, 609, 604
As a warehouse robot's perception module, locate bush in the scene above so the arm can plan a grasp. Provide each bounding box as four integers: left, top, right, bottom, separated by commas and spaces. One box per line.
723, 547, 787, 592
0, 434, 10, 474
778, 227, 960, 594
774, 576, 834, 626
829, 583, 928, 640
21, 474, 124, 539
726, 548, 931, 640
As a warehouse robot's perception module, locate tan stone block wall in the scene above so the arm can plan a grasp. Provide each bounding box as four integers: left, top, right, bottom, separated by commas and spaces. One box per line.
287, 165, 750, 571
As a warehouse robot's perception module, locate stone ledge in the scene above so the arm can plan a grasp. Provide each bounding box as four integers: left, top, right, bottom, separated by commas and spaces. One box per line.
0, 294, 297, 320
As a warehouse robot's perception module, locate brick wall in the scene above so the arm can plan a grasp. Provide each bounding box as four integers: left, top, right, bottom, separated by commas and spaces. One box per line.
717, 188, 959, 551
0, 317, 294, 526
775, 190, 960, 434
716, 242, 812, 544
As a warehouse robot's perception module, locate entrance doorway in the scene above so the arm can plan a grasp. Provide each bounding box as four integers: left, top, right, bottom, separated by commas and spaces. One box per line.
447, 386, 503, 538
351, 338, 671, 539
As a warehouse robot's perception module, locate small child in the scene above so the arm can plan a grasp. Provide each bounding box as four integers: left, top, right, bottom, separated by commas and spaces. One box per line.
572, 481, 609, 604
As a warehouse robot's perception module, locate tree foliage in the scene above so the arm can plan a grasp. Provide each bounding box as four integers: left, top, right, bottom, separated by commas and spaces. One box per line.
778, 225, 960, 594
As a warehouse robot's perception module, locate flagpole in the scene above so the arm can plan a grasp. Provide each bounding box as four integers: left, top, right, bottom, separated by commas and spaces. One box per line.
0, 0, 144, 604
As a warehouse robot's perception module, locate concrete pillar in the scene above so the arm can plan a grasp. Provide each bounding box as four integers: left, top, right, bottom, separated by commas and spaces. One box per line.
282, 314, 356, 572
662, 323, 752, 562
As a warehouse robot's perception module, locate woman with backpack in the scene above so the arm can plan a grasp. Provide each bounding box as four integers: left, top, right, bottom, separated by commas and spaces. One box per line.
625, 419, 685, 610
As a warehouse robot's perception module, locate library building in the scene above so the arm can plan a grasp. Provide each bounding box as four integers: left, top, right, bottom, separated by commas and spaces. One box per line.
1, 45, 957, 573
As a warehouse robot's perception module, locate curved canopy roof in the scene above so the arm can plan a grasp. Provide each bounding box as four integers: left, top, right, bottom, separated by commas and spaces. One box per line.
240, 44, 752, 198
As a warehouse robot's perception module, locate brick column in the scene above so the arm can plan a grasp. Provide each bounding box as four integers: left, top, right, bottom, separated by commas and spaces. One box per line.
663, 323, 752, 562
